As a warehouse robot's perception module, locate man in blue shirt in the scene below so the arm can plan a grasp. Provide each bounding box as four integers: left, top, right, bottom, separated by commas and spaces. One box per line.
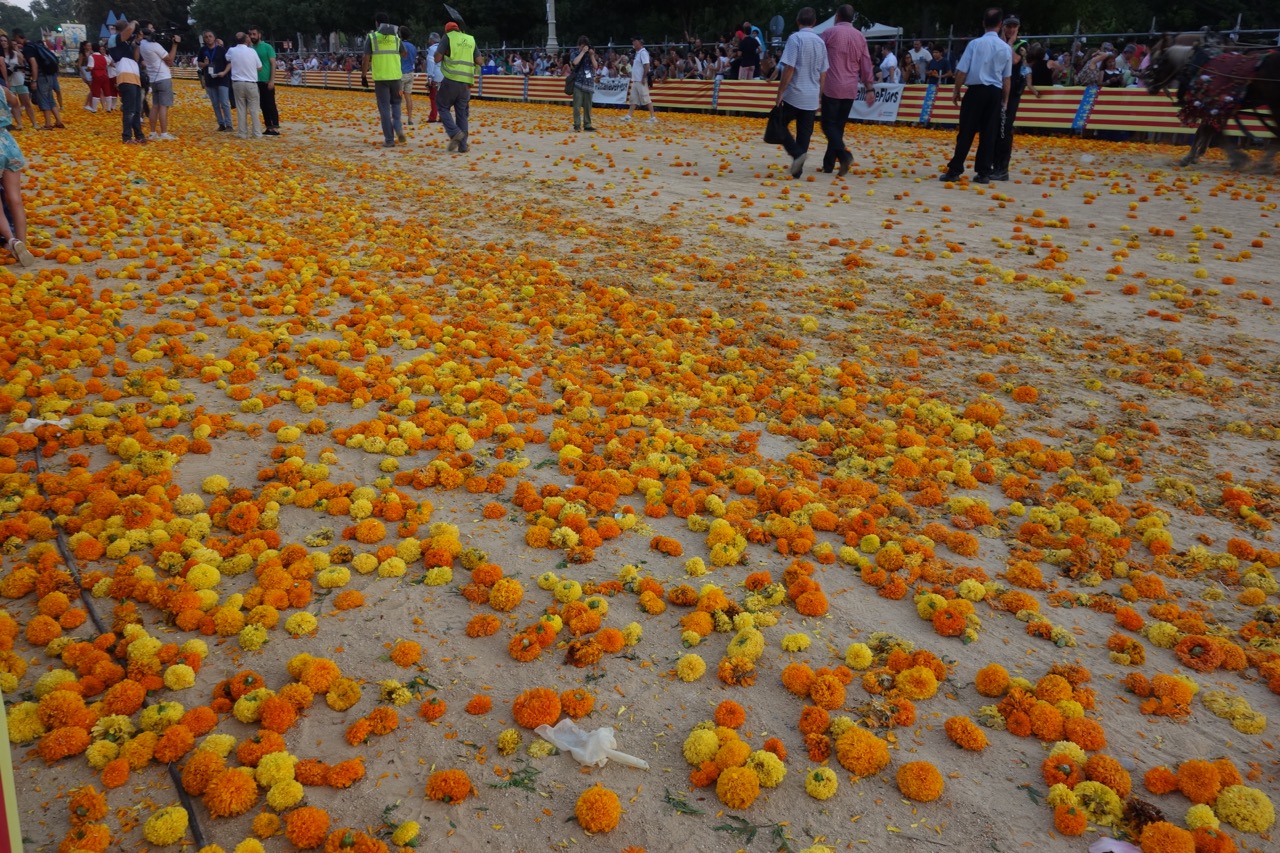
939, 7, 1011, 184
399, 26, 419, 126
197, 31, 233, 131
773, 7, 828, 178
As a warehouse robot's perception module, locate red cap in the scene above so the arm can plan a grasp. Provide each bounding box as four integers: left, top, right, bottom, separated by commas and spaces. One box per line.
445, 22, 459, 32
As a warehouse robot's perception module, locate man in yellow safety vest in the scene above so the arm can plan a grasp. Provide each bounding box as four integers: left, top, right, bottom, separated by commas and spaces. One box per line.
436, 19, 481, 153
362, 11, 408, 148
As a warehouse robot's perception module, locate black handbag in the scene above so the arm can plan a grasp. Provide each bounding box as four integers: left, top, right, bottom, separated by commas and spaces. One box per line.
564, 74, 575, 96
763, 106, 787, 144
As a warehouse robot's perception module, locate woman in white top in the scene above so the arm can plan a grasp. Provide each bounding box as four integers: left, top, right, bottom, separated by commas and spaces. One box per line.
878, 46, 900, 83
1, 35, 36, 130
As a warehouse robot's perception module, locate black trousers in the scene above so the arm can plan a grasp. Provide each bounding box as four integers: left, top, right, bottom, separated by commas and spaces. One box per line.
947, 84, 1002, 177
776, 100, 816, 160
820, 95, 854, 171
992, 90, 1023, 173
258, 81, 279, 129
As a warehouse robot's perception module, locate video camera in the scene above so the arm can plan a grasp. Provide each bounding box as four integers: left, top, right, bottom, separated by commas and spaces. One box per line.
139, 19, 188, 49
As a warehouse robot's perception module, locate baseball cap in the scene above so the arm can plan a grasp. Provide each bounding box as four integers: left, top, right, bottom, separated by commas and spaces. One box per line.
1003, 16, 1020, 26
445, 22, 459, 32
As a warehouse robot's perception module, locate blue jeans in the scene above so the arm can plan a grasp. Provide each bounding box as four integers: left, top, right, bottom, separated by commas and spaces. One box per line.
374, 79, 402, 143
207, 83, 231, 127
119, 83, 143, 140
437, 78, 470, 146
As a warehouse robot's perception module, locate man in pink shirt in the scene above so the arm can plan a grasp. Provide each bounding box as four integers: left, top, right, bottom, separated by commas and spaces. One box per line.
819, 4, 877, 175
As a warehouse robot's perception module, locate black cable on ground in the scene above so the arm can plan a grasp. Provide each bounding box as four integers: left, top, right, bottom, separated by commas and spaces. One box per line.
33, 433, 208, 850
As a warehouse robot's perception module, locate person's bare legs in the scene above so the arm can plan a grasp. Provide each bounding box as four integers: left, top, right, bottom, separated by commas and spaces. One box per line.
18, 94, 36, 128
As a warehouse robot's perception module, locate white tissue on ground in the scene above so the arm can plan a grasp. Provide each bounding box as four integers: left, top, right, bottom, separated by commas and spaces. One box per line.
1088, 839, 1141, 853
533, 718, 650, 770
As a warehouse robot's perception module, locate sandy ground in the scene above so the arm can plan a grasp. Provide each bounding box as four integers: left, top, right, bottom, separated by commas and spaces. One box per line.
5, 82, 1279, 853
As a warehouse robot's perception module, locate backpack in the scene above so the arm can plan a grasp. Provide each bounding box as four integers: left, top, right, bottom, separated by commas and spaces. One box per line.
33, 41, 60, 75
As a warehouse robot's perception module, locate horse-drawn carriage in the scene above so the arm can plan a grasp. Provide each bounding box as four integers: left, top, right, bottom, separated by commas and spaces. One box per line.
1141, 31, 1279, 170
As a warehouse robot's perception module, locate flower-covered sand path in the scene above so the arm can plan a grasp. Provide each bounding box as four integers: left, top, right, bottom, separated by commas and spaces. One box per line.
3, 84, 1278, 853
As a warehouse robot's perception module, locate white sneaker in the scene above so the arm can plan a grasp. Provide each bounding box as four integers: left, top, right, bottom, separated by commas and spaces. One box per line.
620, 115, 631, 122
9, 239, 34, 267
648, 116, 658, 123
83, 106, 96, 112
161, 133, 177, 140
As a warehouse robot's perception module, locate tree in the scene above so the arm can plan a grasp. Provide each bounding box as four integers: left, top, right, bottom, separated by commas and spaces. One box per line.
0, 3, 34, 36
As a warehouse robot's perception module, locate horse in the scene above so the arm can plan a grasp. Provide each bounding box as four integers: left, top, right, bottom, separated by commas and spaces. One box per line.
1143, 35, 1280, 170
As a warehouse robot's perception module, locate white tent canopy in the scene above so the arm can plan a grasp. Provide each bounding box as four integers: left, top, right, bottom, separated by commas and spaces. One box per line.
811, 16, 903, 39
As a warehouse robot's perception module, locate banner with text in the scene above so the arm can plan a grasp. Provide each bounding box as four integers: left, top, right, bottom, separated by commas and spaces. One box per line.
848, 84, 904, 122
592, 76, 630, 104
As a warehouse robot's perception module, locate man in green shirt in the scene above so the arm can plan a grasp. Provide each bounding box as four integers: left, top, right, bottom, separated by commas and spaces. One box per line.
248, 26, 280, 135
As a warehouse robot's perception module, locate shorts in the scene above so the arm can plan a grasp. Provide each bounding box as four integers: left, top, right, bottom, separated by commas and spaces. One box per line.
401, 72, 416, 94
0, 130, 26, 172
150, 77, 174, 107
35, 75, 55, 111
10, 84, 28, 96
628, 81, 650, 106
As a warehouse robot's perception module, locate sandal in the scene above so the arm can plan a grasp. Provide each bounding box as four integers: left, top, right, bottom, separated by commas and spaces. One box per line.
9, 239, 34, 267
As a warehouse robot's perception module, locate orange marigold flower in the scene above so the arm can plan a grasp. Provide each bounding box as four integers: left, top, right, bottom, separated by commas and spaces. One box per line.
67, 785, 108, 826
283, 805, 330, 850
575, 783, 622, 832
204, 767, 257, 818
798, 705, 830, 736
465, 695, 493, 715
1190, 827, 1237, 853
419, 695, 447, 722
465, 614, 501, 638
508, 632, 543, 663
715, 766, 760, 810
325, 758, 365, 788
37, 726, 91, 764
1143, 765, 1179, 795
974, 663, 1009, 698
1176, 759, 1221, 805
389, 640, 422, 667
1063, 716, 1107, 752
1054, 804, 1088, 836
714, 700, 746, 729
1085, 753, 1132, 798
180, 749, 225, 796
560, 689, 595, 720
762, 737, 787, 761
834, 726, 889, 777
425, 768, 473, 804
780, 662, 814, 698
1138, 821, 1195, 853
944, 716, 988, 751
101, 757, 130, 789
512, 687, 561, 729
1174, 636, 1225, 673
897, 761, 944, 802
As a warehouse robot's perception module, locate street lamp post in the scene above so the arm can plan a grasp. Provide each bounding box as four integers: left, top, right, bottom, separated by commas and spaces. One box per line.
546, 0, 559, 52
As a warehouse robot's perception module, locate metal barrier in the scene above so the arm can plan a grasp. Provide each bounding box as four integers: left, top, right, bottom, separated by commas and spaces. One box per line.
177, 67, 1275, 138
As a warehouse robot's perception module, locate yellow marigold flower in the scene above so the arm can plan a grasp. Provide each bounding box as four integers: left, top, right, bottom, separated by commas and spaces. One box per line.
265, 780, 304, 811
728, 628, 765, 661
746, 749, 786, 787
424, 566, 453, 585
859, 534, 881, 553
497, 729, 522, 756
527, 738, 557, 758
554, 580, 583, 603
536, 571, 559, 590
199, 734, 237, 757
232, 840, 266, 853
676, 654, 706, 682
163, 664, 196, 691
284, 612, 318, 637
1048, 741, 1088, 765
238, 624, 268, 651
781, 633, 810, 652
844, 642, 873, 670
86, 739, 120, 769
378, 557, 407, 578
805, 766, 838, 800
391, 821, 420, 846
317, 567, 350, 589
143, 805, 189, 845
957, 578, 987, 601
684, 557, 708, 576
895, 666, 939, 700
621, 622, 642, 646
201, 475, 229, 494
1045, 783, 1077, 808
1072, 780, 1124, 827
186, 564, 221, 590
141, 701, 184, 732
254, 752, 297, 788
34, 669, 77, 698
1186, 804, 1220, 830
683, 729, 720, 766
232, 690, 269, 724
352, 553, 379, 574
1214, 785, 1275, 832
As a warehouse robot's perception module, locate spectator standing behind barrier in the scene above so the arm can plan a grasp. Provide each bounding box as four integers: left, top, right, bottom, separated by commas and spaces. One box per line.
226, 32, 263, 139
107, 21, 145, 143
926, 46, 952, 85
436, 20, 480, 153
990, 16, 1038, 181
939, 7, 1011, 184
400, 27, 418, 126
139, 27, 179, 139
424, 33, 443, 122
363, 13, 407, 149
909, 39, 931, 85
569, 36, 598, 133
877, 44, 899, 82
819, 5, 875, 175
622, 37, 657, 122
773, 7, 828, 179
248, 27, 279, 136
198, 31, 232, 131
737, 27, 761, 79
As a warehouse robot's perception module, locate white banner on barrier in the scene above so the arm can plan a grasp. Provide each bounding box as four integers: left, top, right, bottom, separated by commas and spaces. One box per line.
848, 84, 904, 122
592, 77, 630, 104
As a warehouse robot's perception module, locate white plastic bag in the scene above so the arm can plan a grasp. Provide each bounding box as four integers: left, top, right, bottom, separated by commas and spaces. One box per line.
533, 718, 649, 770
1088, 840, 1141, 853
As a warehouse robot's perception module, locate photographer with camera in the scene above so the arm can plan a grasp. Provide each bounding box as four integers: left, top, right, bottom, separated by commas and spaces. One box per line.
568, 36, 598, 133
107, 20, 146, 143
138, 21, 180, 139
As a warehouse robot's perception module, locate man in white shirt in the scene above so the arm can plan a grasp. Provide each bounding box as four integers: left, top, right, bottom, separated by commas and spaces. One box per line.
878, 44, 899, 82
622, 37, 657, 122
940, 7, 1012, 184
425, 32, 443, 122
773, 7, 828, 178
909, 40, 931, 83
226, 32, 264, 138
138, 25, 180, 139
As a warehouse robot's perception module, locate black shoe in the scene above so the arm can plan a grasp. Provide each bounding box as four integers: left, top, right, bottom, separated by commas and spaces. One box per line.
838, 153, 853, 177
973, 174, 991, 184
990, 170, 1009, 181
573, 126, 580, 132
263, 129, 280, 136
939, 171, 961, 182
584, 126, 596, 132
383, 141, 395, 148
